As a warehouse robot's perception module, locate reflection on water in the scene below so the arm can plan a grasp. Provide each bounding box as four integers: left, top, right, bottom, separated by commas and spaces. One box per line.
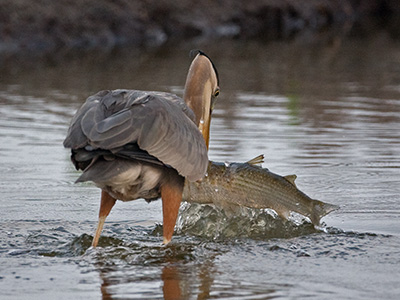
1, 35, 400, 299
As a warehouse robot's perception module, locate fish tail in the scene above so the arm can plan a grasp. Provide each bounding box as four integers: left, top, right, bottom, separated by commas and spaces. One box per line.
310, 200, 339, 226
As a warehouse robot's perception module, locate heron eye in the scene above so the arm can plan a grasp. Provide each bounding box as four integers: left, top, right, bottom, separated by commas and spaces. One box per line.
214, 88, 220, 97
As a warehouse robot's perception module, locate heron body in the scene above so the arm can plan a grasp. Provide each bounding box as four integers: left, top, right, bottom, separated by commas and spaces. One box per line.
64, 52, 219, 246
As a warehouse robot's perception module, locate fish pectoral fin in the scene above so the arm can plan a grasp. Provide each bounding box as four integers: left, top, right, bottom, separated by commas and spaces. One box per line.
284, 175, 297, 187
211, 195, 241, 216
246, 154, 264, 166
275, 208, 290, 221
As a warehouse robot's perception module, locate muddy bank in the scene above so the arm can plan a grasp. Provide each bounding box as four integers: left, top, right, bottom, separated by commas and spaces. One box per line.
1, 0, 399, 57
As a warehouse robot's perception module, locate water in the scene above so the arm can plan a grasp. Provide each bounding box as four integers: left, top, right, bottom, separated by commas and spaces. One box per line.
1, 35, 400, 299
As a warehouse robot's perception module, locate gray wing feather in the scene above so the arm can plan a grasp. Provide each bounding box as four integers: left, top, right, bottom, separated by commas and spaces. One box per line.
64, 90, 207, 181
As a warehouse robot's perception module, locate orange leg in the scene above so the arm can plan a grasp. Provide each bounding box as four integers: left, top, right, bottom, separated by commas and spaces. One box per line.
161, 177, 184, 244
92, 190, 117, 248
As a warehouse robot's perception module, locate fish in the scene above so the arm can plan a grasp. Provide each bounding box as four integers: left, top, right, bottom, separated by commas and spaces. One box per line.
182, 155, 339, 226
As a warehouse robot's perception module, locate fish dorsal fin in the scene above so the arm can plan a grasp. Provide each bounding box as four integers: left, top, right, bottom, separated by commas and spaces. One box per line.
246, 154, 264, 166
284, 175, 297, 187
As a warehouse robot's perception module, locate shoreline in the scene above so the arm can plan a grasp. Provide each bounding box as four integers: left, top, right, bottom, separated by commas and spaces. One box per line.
1, 0, 399, 57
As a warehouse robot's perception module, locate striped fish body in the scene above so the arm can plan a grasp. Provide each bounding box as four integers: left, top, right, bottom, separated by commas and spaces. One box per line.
183, 158, 338, 225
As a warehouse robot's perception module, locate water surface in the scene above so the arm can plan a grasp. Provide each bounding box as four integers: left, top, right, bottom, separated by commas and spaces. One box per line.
1, 35, 400, 299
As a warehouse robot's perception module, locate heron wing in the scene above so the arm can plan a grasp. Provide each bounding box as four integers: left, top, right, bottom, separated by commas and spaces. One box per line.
64, 90, 208, 181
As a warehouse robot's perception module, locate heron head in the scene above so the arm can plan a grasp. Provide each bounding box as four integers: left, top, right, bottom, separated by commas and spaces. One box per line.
183, 50, 219, 149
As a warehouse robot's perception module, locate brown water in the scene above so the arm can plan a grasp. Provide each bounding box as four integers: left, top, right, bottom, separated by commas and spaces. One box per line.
1, 34, 400, 299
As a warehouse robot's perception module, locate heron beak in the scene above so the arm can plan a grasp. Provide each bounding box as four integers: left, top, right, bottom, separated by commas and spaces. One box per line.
198, 95, 212, 149
183, 52, 218, 149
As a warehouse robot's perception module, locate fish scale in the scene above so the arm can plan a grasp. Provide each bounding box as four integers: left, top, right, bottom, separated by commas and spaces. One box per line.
183, 158, 339, 225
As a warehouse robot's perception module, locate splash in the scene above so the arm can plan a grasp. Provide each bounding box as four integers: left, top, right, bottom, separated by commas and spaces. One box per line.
176, 203, 320, 240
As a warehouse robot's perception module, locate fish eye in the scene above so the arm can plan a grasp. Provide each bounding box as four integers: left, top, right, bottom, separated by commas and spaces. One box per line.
214, 88, 220, 97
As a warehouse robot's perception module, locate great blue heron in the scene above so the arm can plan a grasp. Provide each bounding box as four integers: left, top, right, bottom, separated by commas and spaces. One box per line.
64, 51, 219, 247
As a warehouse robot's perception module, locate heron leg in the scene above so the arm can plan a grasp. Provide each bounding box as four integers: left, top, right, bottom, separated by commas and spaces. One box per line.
92, 190, 116, 248
161, 175, 184, 245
